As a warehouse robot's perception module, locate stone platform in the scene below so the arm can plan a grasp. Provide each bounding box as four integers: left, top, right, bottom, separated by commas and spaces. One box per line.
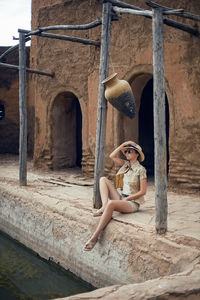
0, 155, 199, 299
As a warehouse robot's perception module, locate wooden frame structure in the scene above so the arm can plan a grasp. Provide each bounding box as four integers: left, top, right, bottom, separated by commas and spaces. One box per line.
0, 0, 199, 233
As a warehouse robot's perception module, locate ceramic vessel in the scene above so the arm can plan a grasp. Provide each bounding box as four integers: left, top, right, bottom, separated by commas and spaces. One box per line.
102, 73, 136, 119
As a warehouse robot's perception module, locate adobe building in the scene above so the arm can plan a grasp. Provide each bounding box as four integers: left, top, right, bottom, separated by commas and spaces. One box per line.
28, 0, 200, 193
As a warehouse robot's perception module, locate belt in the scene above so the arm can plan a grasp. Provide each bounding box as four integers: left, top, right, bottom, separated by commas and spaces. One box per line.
122, 193, 130, 197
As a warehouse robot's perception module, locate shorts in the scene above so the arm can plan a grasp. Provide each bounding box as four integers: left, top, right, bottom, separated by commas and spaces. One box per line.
128, 201, 139, 212
121, 193, 140, 212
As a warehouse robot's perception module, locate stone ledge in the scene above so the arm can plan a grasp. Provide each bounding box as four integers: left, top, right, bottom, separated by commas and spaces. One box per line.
57, 266, 200, 300
0, 182, 199, 289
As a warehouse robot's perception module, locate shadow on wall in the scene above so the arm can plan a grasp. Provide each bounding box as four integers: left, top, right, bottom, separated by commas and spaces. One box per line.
0, 117, 19, 154
139, 78, 169, 176
0, 100, 19, 154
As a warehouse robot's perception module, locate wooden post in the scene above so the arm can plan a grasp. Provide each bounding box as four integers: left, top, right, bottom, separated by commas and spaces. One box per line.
93, 1, 112, 208
19, 31, 27, 186
152, 8, 168, 233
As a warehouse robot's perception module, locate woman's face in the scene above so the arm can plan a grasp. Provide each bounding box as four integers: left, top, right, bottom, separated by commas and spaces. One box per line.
124, 149, 139, 161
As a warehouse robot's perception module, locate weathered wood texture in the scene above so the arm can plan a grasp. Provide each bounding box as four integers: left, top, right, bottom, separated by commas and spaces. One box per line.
163, 9, 184, 16
112, 6, 184, 17
152, 8, 168, 234
111, 0, 200, 22
112, 6, 152, 17
34, 32, 100, 46
0, 19, 101, 62
93, 2, 112, 208
17, 28, 100, 46
107, 0, 141, 10
0, 38, 30, 61
19, 32, 27, 186
146, 1, 200, 21
38, 18, 102, 31
107, 0, 200, 36
0, 62, 54, 77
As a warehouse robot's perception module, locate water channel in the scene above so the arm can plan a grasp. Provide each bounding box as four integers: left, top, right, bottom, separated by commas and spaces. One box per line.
0, 231, 94, 300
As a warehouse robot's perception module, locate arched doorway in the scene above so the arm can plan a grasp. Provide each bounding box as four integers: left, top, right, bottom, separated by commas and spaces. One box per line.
0, 99, 19, 154
139, 78, 169, 177
51, 92, 82, 169
116, 74, 169, 178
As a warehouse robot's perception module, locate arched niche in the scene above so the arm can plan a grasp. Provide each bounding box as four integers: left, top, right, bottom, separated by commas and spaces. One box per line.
0, 98, 19, 154
50, 91, 82, 169
138, 78, 169, 176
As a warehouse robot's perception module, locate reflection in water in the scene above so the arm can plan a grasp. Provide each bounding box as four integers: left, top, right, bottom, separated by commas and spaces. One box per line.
0, 231, 94, 299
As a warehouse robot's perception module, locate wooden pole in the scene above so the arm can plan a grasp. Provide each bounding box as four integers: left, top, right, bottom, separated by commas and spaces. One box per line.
107, 0, 142, 10
0, 38, 31, 61
19, 31, 27, 186
93, 1, 112, 208
18, 19, 102, 36
152, 8, 168, 234
39, 19, 102, 31
0, 62, 54, 77
110, 0, 199, 36
35, 32, 100, 46
146, 1, 200, 21
112, 6, 152, 17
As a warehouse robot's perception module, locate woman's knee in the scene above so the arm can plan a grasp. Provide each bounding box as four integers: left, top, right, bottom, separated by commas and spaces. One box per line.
99, 176, 108, 184
106, 201, 115, 211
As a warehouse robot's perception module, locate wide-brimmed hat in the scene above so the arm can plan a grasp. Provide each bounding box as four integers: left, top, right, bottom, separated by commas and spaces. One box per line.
121, 144, 145, 162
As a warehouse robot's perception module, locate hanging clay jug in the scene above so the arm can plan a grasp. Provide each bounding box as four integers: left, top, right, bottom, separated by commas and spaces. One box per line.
102, 73, 136, 119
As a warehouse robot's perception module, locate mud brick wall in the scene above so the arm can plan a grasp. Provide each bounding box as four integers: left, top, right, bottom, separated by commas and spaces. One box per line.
29, 0, 200, 192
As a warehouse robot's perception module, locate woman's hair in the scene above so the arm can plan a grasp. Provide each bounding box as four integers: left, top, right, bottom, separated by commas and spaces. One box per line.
134, 149, 140, 159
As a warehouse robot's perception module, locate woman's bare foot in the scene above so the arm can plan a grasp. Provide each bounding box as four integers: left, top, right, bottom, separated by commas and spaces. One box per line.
92, 209, 104, 217
83, 238, 97, 251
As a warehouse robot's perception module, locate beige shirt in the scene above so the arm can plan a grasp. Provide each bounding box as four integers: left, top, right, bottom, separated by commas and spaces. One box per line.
116, 160, 147, 205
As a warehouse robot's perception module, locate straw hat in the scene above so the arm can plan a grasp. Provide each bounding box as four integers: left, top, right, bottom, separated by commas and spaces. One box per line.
121, 144, 145, 162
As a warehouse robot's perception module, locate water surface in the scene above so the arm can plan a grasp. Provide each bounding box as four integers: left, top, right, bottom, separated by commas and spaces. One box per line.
0, 231, 94, 299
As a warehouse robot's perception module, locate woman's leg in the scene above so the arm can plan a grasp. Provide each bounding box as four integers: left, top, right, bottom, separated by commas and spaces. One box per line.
94, 177, 120, 215
84, 200, 133, 250
93, 177, 120, 216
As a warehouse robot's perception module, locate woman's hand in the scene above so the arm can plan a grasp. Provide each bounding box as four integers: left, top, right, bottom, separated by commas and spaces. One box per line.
109, 141, 137, 166
124, 179, 147, 201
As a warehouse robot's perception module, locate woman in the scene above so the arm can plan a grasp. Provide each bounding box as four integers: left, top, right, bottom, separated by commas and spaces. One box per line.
83, 141, 147, 251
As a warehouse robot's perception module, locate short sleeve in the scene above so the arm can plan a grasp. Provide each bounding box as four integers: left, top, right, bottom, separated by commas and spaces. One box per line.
139, 166, 147, 180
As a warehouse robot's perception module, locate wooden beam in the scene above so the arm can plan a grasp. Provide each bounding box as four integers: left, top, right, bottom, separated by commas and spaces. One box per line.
0, 37, 30, 61
109, 0, 199, 36
152, 8, 168, 234
1, 19, 102, 61
163, 17, 199, 36
32, 32, 100, 46
18, 15, 117, 41
105, 0, 142, 11
112, 6, 184, 18
112, 6, 152, 17
163, 9, 185, 16
19, 32, 27, 186
93, 1, 112, 208
18, 18, 103, 37
0, 62, 54, 77
146, 1, 200, 21
39, 18, 102, 31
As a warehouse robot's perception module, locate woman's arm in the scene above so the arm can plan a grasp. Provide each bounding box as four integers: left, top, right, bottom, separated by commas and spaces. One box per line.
109, 141, 135, 166
124, 178, 147, 201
